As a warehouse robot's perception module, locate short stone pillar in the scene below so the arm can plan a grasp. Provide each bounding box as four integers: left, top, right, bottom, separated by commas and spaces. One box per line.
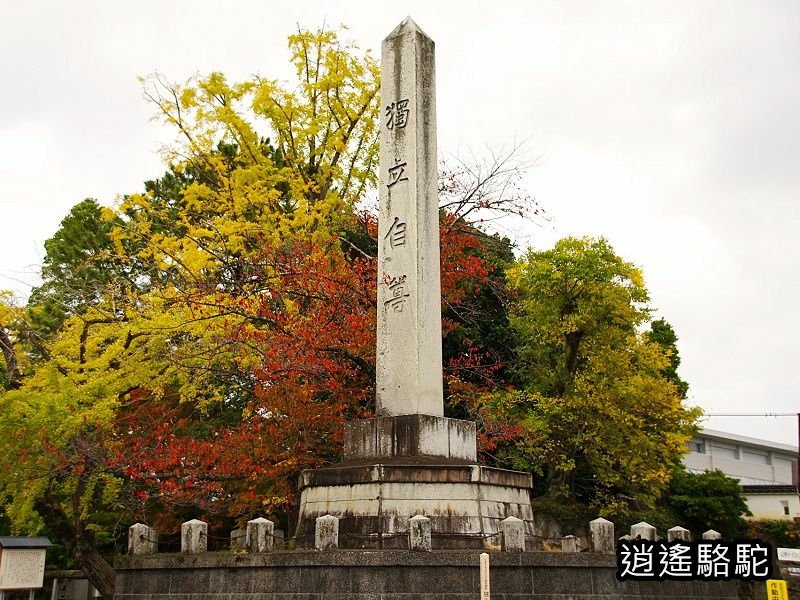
501, 516, 525, 552
247, 517, 274, 553
590, 518, 615, 553
315, 514, 339, 550
702, 529, 722, 540
668, 526, 691, 542
409, 515, 432, 552
630, 521, 656, 541
274, 528, 285, 550
230, 528, 246, 551
562, 535, 579, 553
181, 519, 207, 554
128, 523, 158, 555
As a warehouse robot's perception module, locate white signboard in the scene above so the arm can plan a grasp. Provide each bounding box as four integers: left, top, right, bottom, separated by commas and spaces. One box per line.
0, 549, 46, 590
777, 547, 800, 563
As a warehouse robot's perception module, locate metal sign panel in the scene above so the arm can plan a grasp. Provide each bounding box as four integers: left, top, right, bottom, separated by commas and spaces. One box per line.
777, 547, 800, 563
0, 548, 46, 590
766, 579, 788, 600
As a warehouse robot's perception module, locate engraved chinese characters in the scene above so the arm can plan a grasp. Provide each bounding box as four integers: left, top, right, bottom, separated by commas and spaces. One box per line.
376, 18, 444, 417
384, 216, 407, 248
386, 98, 411, 189
385, 99, 410, 130
387, 159, 409, 188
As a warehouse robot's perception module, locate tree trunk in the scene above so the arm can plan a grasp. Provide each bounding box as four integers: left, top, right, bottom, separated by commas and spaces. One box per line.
34, 495, 116, 599
0, 324, 21, 388
564, 330, 583, 377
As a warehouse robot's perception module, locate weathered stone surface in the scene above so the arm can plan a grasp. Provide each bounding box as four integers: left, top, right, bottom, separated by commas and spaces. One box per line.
562, 535, 579, 553
273, 528, 285, 550
667, 525, 691, 542
181, 519, 207, 554
409, 515, 432, 551
295, 462, 534, 549
299, 462, 532, 490
630, 521, 656, 541
344, 414, 477, 461
128, 523, 158, 556
315, 515, 339, 551
501, 516, 525, 552
246, 517, 274, 553
589, 517, 615, 553
230, 528, 246, 551
702, 529, 722, 540
376, 17, 443, 418
115, 549, 743, 599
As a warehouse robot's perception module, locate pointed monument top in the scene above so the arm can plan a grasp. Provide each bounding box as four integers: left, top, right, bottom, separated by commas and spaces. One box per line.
385, 16, 431, 40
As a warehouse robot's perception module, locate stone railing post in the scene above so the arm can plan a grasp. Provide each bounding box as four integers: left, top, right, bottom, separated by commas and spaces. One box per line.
589, 518, 615, 553
315, 515, 339, 550
181, 519, 207, 554
274, 528, 285, 550
409, 515, 432, 551
630, 521, 656, 541
562, 535, 579, 553
230, 528, 246, 551
501, 516, 525, 552
668, 526, 691, 542
702, 529, 722, 540
128, 523, 158, 555
247, 517, 274, 553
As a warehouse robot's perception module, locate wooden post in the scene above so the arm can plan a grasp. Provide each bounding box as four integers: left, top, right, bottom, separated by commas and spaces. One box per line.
480, 552, 490, 600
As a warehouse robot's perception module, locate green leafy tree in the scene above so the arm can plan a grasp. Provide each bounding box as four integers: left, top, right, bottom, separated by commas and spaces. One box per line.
484, 236, 700, 512
27, 199, 128, 336
665, 466, 751, 536
647, 318, 689, 399
0, 27, 381, 598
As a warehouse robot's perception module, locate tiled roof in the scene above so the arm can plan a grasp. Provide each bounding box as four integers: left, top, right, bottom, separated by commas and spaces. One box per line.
0, 536, 52, 548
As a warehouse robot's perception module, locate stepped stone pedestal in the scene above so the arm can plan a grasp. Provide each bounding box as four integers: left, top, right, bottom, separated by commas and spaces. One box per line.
295, 414, 534, 549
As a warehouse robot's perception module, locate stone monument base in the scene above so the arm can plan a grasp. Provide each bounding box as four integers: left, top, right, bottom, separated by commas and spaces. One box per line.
344, 414, 478, 462
295, 416, 534, 549
116, 550, 744, 600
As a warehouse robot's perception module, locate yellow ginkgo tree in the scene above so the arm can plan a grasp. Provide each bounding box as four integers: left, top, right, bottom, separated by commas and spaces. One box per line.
0, 27, 382, 599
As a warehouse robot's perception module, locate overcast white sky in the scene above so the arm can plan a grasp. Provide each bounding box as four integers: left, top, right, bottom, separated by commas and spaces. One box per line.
1, 1, 797, 445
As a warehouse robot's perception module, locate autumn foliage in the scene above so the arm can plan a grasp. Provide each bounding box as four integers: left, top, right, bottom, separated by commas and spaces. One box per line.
106, 213, 510, 532
0, 24, 697, 600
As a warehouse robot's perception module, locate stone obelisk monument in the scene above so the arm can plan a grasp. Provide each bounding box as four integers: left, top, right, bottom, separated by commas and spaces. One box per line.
376, 17, 443, 418
294, 18, 533, 549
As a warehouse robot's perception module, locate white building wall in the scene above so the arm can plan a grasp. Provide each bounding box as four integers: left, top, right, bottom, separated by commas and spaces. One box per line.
744, 493, 800, 520
683, 429, 799, 521
683, 429, 797, 485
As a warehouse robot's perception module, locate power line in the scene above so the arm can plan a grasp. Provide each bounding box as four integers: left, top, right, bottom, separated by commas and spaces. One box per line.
704, 413, 796, 417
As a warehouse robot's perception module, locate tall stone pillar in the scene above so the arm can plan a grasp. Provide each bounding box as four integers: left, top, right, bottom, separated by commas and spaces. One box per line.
376, 17, 443, 417
293, 18, 534, 549
342, 17, 475, 464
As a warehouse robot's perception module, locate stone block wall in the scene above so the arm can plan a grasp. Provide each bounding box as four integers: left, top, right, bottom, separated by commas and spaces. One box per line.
115, 550, 743, 600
